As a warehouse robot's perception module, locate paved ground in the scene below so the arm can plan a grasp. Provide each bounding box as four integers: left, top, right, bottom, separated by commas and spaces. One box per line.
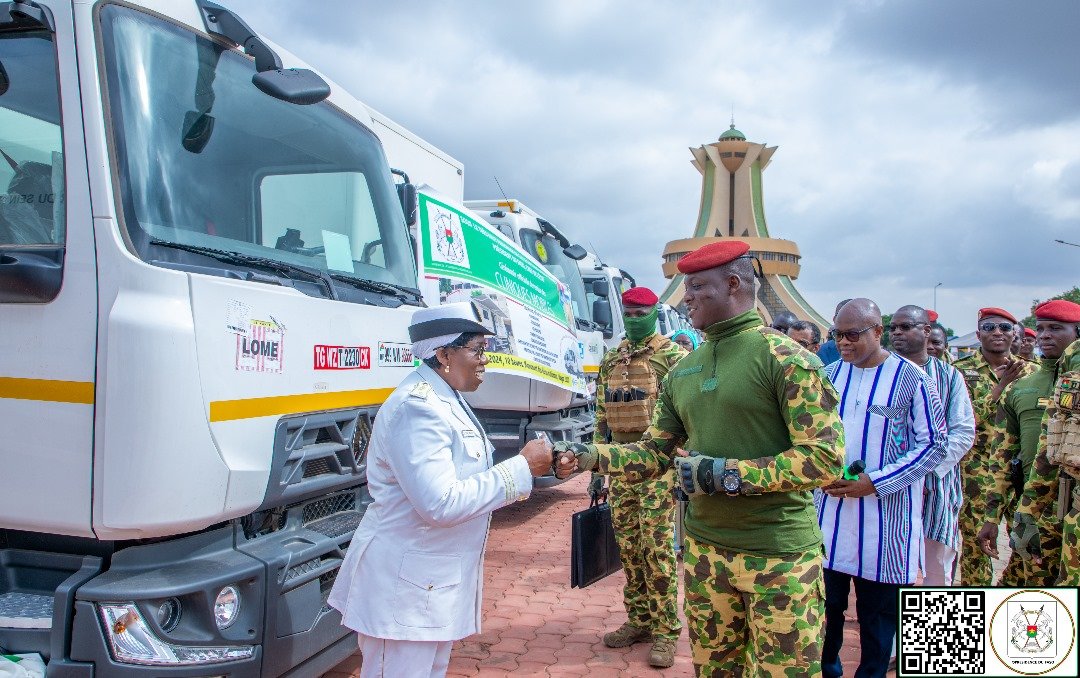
324, 474, 1014, 677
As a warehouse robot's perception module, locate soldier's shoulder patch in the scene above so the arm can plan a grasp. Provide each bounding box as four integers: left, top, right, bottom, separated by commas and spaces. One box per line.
963, 369, 980, 378
673, 364, 703, 378
409, 381, 433, 399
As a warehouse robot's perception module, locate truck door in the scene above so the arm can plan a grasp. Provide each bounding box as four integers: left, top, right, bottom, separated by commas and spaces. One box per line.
0, 2, 97, 537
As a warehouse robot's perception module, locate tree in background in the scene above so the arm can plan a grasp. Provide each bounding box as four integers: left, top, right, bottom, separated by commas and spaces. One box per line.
1022, 286, 1080, 328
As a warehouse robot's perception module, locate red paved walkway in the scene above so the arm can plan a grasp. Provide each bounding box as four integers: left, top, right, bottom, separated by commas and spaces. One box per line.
324, 473, 1013, 676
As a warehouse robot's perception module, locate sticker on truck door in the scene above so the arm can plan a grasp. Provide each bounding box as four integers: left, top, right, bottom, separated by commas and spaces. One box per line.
236, 319, 285, 373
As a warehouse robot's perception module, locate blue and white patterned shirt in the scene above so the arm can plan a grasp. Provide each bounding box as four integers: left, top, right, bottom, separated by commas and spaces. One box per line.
918, 356, 975, 550
819, 353, 948, 584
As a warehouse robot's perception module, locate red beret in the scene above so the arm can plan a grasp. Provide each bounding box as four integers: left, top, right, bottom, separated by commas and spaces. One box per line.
978, 307, 1018, 324
1024, 327, 1036, 338
621, 286, 658, 307
1034, 299, 1080, 323
677, 240, 751, 274
926, 310, 939, 323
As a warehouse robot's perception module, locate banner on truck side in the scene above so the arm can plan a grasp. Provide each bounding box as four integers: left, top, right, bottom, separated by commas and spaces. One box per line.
417, 191, 586, 394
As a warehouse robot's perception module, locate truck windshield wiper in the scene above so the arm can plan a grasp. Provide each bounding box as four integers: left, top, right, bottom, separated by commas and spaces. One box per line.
150, 239, 337, 300
326, 272, 422, 305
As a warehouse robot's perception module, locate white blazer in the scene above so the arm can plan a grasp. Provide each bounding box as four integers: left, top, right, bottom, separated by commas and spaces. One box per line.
328, 364, 534, 641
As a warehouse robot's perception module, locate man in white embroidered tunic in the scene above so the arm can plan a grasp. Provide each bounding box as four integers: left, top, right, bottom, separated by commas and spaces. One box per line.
818, 299, 947, 678
888, 305, 975, 586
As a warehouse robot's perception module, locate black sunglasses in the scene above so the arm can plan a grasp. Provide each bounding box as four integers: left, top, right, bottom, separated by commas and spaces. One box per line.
829, 326, 878, 343
887, 321, 925, 333
979, 322, 1014, 333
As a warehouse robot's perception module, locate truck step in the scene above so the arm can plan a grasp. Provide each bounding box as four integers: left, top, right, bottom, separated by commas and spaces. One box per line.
0, 592, 52, 629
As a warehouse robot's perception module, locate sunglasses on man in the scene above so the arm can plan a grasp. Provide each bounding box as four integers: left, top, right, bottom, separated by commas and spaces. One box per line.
828, 326, 878, 343
887, 321, 925, 333
979, 322, 1014, 334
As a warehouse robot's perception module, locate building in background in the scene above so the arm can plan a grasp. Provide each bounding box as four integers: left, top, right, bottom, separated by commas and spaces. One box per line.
660, 123, 828, 330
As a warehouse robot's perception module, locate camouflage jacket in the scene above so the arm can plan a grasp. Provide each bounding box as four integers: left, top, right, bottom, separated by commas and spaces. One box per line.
954, 350, 1037, 456
984, 357, 1058, 524
592, 310, 845, 555
1017, 340, 1080, 525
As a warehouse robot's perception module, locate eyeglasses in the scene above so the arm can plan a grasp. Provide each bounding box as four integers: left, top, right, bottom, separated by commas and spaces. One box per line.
455, 344, 488, 359
887, 321, 925, 333
829, 326, 878, 343
794, 339, 814, 349
979, 322, 1014, 333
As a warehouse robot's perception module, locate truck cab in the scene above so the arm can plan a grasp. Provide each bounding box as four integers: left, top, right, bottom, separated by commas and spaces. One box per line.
1, 1, 420, 674
579, 254, 636, 350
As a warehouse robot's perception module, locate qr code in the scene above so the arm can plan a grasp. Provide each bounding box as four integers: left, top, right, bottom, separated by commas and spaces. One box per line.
899, 589, 985, 676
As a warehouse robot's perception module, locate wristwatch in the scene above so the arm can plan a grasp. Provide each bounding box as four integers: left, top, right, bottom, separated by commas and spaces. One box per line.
720, 458, 741, 496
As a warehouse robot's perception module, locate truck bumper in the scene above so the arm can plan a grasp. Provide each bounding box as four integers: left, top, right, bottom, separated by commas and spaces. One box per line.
1, 487, 366, 676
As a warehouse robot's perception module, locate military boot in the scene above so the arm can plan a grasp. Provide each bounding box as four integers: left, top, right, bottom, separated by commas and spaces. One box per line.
648, 637, 676, 668
602, 622, 650, 648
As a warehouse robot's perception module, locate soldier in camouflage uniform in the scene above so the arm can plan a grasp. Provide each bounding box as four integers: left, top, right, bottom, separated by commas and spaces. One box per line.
1006, 302, 1080, 585
592, 286, 687, 668
953, 308, 1035, 585
555, 241, 845, 677
977, 301, 1078, 586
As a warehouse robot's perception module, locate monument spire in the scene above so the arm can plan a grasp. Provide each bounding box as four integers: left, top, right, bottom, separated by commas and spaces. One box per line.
660, 125, 828, 329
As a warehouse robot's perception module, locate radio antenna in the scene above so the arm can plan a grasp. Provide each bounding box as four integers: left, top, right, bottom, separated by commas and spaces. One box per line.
493, 175, 510, 205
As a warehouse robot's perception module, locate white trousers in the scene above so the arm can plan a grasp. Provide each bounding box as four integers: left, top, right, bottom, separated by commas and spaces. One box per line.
357, 633, 453, 678
922, 538, 957, 586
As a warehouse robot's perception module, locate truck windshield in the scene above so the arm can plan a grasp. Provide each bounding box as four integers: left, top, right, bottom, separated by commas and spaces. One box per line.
0, 29, 64, 247
519, 229, 593, 328
97, 5, 415, 293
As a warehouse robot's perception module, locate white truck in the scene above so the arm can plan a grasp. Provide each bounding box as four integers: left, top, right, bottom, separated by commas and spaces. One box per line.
364, 119, 596, 480
463, 200, 604, 451
1, 1, 425, 674
578, 253, 637, 350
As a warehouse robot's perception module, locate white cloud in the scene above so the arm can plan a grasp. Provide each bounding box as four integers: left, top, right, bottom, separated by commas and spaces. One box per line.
229, 0, 1080, 333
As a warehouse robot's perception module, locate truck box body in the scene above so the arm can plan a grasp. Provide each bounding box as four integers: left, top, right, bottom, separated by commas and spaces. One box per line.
1, 1, 423, 673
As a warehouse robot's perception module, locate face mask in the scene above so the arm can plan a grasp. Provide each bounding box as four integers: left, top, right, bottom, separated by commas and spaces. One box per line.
624, 308, 658, 342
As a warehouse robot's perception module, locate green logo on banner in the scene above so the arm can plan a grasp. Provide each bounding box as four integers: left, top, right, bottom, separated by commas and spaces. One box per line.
419, 193, 570, 327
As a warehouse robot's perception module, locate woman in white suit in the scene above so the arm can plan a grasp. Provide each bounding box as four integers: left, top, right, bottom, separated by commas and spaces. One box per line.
328, 302, 553, 677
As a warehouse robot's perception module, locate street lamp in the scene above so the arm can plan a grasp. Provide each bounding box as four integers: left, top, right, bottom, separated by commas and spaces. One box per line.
1055, 239, 1080, 248
933, 282, 943, 311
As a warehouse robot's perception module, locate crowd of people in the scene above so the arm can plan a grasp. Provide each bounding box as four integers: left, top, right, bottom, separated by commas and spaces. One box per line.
327, 239, 1080, 677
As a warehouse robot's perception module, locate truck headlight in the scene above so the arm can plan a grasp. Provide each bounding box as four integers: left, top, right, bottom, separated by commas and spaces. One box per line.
98, 603, 254, 665
214, 585, 241, 629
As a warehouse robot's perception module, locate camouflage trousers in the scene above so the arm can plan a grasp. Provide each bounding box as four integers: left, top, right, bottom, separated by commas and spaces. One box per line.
682, 538, 823, 677
998, 518, 1062, 587
1061, 507, 1080, 586
958, 460, 1013, 586
608, 476, 681, 641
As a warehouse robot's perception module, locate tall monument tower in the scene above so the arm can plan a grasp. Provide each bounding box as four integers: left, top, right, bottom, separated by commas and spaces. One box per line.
660, 123, 829, 329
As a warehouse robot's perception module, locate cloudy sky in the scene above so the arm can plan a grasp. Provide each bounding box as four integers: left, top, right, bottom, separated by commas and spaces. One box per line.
231, 0, 1080, 333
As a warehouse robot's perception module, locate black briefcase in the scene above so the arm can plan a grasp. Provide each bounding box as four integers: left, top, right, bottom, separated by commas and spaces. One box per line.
570, 492, 622, 588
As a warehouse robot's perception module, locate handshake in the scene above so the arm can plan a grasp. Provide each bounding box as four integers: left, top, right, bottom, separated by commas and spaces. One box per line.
547, 442, 736, 495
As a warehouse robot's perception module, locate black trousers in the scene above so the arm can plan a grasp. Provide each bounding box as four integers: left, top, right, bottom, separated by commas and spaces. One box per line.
821, 568, 899, 678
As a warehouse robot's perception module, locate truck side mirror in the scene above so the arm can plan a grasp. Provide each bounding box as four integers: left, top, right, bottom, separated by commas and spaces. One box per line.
591, 279, 609, 298
592, 299, 613, 338
397, 183, 418, 226
563, 243, 587, 260
0, 247, 64, 303
251, 68, 331, 105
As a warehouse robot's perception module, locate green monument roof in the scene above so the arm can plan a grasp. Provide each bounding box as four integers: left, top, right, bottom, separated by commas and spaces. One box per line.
719, 124, 745, 141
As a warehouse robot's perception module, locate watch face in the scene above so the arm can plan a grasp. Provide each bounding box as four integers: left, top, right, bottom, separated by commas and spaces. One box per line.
722, 471, 740, 493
